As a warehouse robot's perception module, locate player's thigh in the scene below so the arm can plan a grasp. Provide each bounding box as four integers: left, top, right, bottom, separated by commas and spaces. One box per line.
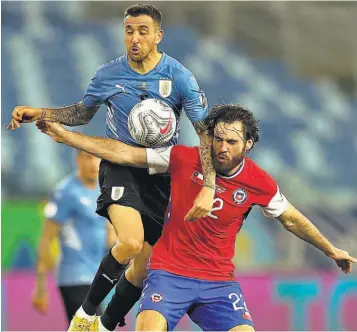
137, 270, 198, 331
59, 284, 92, 322
136, 310, 167, 331
96, 160, 144, 243
125, 241, 153, 287
141, 173, 170, 246
189, 281, 254, 331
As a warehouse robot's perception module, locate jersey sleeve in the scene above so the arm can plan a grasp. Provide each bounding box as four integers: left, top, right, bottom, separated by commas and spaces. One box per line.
256, 174, 289, 218
177, 74, 208, 123
44, 188, 74, 225
82, 69, 104, 108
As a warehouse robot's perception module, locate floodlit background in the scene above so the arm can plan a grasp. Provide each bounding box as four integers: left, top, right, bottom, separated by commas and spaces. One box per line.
2, 1, 357, 331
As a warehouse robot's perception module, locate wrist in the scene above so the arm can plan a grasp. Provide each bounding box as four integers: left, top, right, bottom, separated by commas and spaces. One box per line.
203, 183, 215, 191
324, 245, 337, 258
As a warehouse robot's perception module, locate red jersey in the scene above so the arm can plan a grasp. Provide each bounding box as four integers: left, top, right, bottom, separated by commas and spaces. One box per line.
146, 146, 288, 281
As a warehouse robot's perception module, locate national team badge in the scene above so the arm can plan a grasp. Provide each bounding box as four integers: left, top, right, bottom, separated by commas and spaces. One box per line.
111, 187, 124, 201
199, 91, 208, 108
232, 188, 247, 204
159, 79, 172, 98
150, 293, 163, 303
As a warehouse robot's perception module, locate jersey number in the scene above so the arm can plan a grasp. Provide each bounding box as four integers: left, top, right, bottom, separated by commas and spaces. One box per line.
208, 198, 224, 219
229, 293, 248, 311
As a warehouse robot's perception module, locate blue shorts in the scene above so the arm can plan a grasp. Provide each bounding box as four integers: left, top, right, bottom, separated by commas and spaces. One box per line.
137, 270, 254, 331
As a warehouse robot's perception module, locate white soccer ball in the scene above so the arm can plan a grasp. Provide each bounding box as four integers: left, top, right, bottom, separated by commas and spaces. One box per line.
128, 98, 177, 147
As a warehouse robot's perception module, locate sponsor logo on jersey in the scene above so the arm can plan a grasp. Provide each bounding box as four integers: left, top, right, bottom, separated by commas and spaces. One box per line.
150, 293, 163, 303
160, 110, 172, 135
111, 187, 124, 201
159, 80, 172, 98
232, 188, 247, 204
115, 83, 127, 93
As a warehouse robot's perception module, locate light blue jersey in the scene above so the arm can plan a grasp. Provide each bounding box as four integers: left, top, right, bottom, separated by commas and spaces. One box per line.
44, 174, 107, 286
82, 53, 208, 146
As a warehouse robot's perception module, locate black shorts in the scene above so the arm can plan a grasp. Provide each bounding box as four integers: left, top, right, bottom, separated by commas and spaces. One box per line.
59, 285, 102, 323
96, 160, 170, 246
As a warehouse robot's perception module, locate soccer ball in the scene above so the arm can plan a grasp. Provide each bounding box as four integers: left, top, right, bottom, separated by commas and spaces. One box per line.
128, 98, 177, 147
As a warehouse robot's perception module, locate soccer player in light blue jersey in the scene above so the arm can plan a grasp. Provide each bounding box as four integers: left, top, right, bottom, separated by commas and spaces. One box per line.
8, 3, 216, 331
32, 151, 116, 324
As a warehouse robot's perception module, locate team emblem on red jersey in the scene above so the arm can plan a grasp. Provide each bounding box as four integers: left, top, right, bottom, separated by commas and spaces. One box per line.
232, 188, 247, 204
150, 293, 163, 303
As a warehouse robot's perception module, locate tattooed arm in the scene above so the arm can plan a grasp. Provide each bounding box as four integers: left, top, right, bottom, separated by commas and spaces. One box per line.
7, 102, 98, 130
40, 102, 98, 126
184, 120, 216, 221
277, 203, 357, 273
193, 120, 216, 189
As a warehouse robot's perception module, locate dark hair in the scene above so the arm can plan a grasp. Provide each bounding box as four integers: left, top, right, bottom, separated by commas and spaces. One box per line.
204, 104, 260, 148
124, 3, 162, 26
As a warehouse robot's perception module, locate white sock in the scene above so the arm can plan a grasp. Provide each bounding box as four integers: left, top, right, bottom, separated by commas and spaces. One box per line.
98, 316, 111, 332
76, 306, 96, 321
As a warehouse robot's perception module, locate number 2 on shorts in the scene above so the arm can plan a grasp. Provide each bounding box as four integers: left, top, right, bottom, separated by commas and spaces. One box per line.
229, 292, 248, 311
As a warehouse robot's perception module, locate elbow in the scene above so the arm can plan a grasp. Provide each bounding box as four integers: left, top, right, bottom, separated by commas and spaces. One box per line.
282, 220, 295, 232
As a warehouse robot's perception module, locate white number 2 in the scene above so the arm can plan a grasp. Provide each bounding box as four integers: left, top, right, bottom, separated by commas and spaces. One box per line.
229, 293, 247, 311
208, 198, 224, 219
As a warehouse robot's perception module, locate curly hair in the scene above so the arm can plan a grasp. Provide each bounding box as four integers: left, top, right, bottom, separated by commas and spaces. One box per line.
204, 104, 260, 148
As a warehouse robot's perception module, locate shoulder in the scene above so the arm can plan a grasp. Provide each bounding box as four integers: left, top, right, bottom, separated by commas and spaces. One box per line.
242, 157, 277, 194
95, 55, 127, 77
170, 145, 200, 166
163, 54, 194, 82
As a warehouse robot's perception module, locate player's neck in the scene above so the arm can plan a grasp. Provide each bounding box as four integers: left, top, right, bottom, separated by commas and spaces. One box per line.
128, 50, 162, 74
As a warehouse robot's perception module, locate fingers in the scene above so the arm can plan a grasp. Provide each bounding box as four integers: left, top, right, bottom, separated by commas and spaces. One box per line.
348, 255, 357, 263
6, 119, 21, 131
184, 206, 211, 221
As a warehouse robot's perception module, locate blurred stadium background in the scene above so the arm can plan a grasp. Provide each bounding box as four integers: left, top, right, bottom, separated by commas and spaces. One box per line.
2, 1, 357, 331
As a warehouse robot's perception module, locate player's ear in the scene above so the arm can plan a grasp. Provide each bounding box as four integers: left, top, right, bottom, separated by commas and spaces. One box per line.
245, 139, 254, 152
155, 29, 164, 45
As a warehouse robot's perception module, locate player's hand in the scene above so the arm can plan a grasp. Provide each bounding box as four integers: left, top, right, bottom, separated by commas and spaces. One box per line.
36, 121, 66, 143
32, 286, 49, 314
326, 247, 357, 274
185, 186, 215, 221
7, 106, 43, 131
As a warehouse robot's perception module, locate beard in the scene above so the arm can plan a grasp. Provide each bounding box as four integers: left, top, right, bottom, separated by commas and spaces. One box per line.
211, 148, 245, 176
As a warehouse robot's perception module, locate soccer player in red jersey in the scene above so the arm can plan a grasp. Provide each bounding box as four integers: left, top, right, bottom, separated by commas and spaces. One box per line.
37, 104, 356, 332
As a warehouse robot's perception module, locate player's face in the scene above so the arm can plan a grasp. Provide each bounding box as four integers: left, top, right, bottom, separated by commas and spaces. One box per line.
77, 152, 100, 182
211, 121, 253, 176
124, 15, 163, 62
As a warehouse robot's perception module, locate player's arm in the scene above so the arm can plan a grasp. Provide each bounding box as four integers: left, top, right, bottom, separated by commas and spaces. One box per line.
33, 218, 61, 314
7, 69, 102, 130
179, 74, 215, 220
276, 203, 357, 273
37, 121, 148, 167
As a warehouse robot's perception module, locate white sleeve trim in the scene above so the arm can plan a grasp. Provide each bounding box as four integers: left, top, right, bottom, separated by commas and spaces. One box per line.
262, 187, 289, 218
146, 146, 173, 175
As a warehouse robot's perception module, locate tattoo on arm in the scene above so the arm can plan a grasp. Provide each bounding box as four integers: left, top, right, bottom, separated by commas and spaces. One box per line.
193, 121, 208, 135
40, 102, 98, 126
194, 121, 216, 189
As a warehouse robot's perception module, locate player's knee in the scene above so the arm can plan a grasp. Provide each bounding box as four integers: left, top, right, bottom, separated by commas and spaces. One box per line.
136, 310, 167, 331
117, 237, 143, 257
